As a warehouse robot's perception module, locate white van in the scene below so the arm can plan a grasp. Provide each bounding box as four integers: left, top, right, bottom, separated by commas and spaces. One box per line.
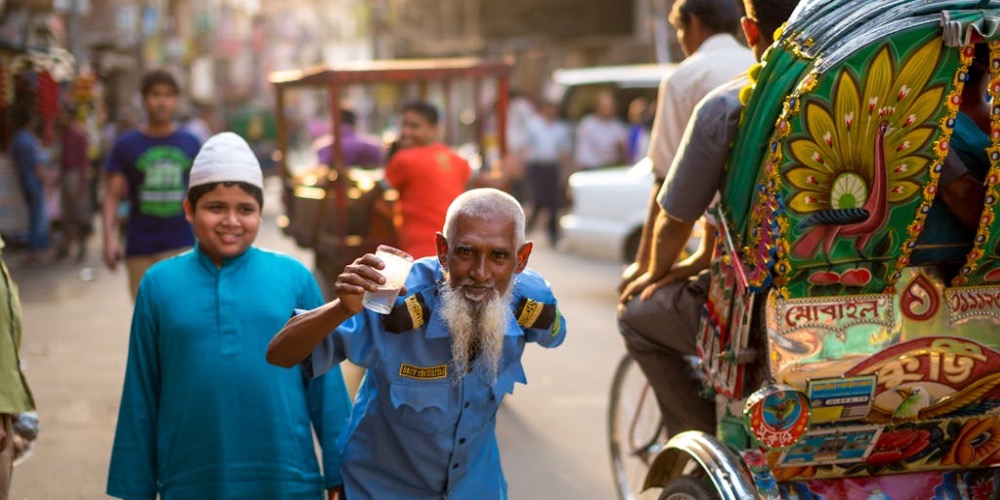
551, 63, 675, 262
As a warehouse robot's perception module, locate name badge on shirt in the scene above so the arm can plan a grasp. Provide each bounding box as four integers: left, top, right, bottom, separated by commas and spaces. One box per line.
399, 363, 448, 380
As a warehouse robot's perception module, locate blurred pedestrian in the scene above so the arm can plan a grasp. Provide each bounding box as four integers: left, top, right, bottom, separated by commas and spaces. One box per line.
180, 102, 214, 143
0, 235, 36, 496
385, 100, 471, 258
622, 0, 754, 290
573, 91, 628, 170
504, 90, 536, 202
56, 106, 92, 262
523, 101, 572, 246
626, 97, 653, 163
316, 109, 384, 168
107, 133, 352, 500
102, 70, 202, 299
10, 106, 55, 266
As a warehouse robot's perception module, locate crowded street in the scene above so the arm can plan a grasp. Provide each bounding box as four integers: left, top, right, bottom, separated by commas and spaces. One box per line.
10, 0, 1000, 499
7, 177, 624, 499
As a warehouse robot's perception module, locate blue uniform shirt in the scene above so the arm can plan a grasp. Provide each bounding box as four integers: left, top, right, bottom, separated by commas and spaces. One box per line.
304, 258, 567, 499
108, 246, 352, 500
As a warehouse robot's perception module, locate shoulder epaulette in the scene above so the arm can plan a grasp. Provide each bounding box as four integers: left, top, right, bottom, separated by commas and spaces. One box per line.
513, 296, 557, 330
383, 293, 430, 333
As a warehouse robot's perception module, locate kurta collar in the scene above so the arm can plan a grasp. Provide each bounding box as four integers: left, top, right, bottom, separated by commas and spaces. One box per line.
194, 244, 254, 273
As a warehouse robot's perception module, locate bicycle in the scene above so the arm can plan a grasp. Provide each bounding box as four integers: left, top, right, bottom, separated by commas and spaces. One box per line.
607, 353, 667, 500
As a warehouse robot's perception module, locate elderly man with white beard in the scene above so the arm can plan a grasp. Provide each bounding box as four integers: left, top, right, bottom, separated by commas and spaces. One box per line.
267, 188, 567, 499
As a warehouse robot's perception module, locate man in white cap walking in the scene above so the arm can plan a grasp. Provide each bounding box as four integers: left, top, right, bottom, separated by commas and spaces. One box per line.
107, 132, 353, 499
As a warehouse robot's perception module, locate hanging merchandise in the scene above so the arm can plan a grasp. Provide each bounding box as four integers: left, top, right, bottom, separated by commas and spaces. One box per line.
36, 70, 58, 143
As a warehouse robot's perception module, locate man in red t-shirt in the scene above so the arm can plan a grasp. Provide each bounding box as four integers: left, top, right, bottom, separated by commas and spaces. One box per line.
386, 101, 471, 258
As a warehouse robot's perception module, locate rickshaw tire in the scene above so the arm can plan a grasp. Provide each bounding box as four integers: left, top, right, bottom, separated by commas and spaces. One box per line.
658, 475, 720, 500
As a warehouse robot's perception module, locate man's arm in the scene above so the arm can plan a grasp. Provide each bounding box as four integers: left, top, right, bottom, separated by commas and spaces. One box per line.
619, 181, 662, 292
620, 210, 696, 303
102, 172, 127, 270
267, 253, 398, 368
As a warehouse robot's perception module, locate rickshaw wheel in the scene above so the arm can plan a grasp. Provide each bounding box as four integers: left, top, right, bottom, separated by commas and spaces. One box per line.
608, 354, 667, 499
658, 475, 719, 500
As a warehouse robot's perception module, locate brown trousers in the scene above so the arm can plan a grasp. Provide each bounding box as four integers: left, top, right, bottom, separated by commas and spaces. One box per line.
617, 270, 716, 436
126, 247, 191, 299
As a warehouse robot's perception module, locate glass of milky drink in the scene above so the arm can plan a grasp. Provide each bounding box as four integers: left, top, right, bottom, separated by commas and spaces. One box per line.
362, 245, 415, 314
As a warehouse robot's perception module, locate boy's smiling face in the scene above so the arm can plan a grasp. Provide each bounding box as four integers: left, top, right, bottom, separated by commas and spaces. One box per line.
184, 183, 261, 265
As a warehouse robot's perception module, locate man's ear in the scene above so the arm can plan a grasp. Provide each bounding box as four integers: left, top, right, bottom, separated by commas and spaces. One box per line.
741, 16, 760, 49
435, 232, 448, 266
515, 241, 533, 274
183, 197, 194, 224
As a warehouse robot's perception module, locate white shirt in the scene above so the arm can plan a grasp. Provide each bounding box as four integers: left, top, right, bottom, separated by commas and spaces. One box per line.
574, 115, 628, 169
647, 33, 754, 178
525, 116, 572, 164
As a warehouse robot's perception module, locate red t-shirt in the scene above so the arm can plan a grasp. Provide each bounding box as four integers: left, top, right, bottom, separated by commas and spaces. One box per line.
386, 143, 471, 258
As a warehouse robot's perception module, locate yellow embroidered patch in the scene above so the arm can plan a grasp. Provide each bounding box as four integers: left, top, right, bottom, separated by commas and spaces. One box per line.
405, 295, 425, 329
399, 363, 448, 380
551, 310, 562, 337
517, 299, 544, 328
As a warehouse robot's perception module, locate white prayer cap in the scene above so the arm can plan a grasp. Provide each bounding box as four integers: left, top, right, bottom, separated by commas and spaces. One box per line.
189, 132, 263, 190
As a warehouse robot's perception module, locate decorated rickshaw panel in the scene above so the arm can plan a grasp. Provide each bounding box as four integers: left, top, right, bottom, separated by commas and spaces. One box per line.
761, 265, 1000, 481
955, 39, 1000, 288
773, 29, 967, 298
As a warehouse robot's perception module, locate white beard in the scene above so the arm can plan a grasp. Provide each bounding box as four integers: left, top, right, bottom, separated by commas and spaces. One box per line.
438, 282, 512, 384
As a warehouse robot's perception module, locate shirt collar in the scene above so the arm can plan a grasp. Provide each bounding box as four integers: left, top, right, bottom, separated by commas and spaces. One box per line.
695, 33, 743, 55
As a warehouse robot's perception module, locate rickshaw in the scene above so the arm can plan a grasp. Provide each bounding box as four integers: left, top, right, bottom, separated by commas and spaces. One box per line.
268, 58, 512, 291
634, 1, 1000, 498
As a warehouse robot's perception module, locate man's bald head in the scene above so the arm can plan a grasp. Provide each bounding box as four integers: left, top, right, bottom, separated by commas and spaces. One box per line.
443, 188, 526, 248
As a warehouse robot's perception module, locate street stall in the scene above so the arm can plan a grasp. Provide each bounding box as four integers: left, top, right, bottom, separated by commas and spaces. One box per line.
269, 58, 512, 292
0, 38, 81, 240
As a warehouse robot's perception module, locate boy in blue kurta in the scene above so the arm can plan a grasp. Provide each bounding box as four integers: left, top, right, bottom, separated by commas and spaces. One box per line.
107, 132, 352, 499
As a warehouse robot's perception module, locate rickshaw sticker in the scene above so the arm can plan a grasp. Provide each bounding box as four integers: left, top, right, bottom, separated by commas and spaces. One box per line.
807, 375, 877, 423
778, 424, 883, 466
774, 293, 895, 335
744, 385, 811, 449
945, 285, 1000, 325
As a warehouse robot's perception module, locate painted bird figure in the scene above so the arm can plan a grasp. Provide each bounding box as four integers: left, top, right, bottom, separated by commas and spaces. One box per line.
784, 38, 948, 262
892, 386, 932, 420
792, 120, 890, 259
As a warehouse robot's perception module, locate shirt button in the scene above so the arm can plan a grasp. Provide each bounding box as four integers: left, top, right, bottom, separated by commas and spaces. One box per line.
453, 463, 460, 469
490, 394, 496, 401
464, 402, 470, 409
458, 437, 466, 444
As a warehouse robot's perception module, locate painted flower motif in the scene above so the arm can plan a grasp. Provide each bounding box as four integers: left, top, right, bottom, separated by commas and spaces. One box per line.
971, 479, 995, 500
867, 429, 932, 466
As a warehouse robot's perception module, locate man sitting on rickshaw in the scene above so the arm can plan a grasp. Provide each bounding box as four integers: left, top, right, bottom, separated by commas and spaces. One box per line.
618, 0, 992, 441
618, 0, 800, 437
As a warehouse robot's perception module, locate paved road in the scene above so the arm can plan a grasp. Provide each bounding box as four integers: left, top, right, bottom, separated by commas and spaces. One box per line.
8, 179, 626, 499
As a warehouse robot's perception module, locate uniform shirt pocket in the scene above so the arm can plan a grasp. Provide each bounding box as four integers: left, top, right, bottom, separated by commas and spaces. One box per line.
389, 382, 456, 433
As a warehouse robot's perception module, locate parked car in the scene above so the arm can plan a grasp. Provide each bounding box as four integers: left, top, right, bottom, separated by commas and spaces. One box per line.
560, 157, 654, 262
550, 63, 674, 263
547, 63, 675, 122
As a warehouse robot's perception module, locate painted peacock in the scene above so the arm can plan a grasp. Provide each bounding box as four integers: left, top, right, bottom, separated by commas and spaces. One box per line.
787, 38, 946, 260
